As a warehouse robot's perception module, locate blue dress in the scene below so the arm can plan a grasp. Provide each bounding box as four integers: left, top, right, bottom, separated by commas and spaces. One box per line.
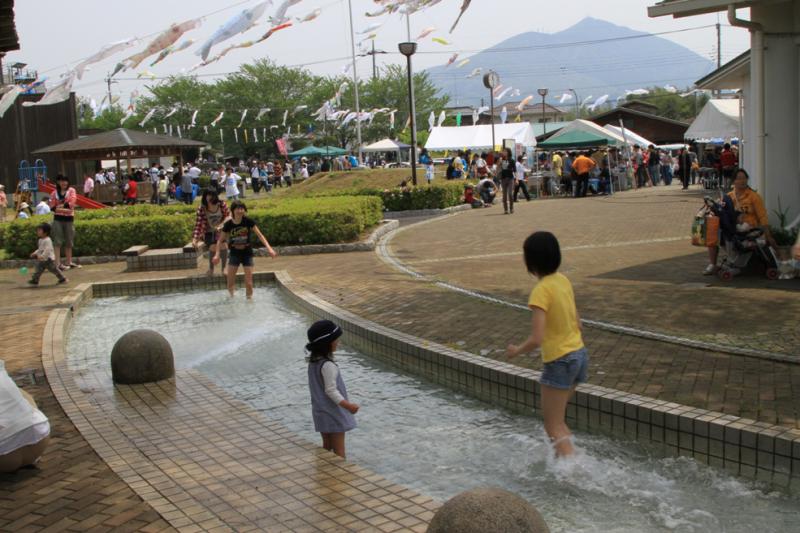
308, 359, 357, 433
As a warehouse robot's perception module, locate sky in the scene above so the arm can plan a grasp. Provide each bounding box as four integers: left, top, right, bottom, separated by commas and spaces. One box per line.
4, 0, 751, 104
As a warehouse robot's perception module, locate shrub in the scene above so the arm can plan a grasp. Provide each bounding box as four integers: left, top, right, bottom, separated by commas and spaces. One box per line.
2, 215, 194, 258
1, 196, 383, 257
250, 196, 383, 245
78, 204, 197, 220
301, 181, 468, 211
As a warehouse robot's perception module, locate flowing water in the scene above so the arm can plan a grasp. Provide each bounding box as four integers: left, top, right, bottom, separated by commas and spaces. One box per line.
67, 288, 800, 532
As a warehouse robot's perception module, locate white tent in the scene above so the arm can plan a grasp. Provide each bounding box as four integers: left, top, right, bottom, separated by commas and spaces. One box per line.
603, 124, 655, 148
684, 99, 741, 142
542, 119, 626, 146
362, 138, 411, 152
425, 123, 537, 151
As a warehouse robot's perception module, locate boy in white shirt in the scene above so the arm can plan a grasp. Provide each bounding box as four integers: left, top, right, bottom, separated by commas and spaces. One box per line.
28, 223, 67, 285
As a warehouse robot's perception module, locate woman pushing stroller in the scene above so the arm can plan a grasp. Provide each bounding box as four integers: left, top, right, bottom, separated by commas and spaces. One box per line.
704, 168, 778, 279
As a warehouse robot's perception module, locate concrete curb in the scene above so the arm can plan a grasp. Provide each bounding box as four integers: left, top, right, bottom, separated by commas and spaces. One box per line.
384, 203, 473, 219
48, 273, 800, 492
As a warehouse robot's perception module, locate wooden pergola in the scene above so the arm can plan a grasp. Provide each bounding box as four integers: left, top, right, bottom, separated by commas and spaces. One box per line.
32, 128, 207, 178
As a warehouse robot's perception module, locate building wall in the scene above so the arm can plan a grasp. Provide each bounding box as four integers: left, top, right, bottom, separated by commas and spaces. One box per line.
0, 92, 79, 197
589, 110, 688, 144
752, 1, 800, 223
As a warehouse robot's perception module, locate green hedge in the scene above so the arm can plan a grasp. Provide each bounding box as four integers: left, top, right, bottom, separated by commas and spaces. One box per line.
77, 203, 198, 220
302, 181, 468, 211
251, 196, 381, 245
1, 196, 382, 257
2, 215, 194, 258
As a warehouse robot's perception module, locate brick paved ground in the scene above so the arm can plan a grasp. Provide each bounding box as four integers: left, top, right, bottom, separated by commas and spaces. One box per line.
1, 183, 798, 529
388, 185, 800, 357
0, 297, 174, 531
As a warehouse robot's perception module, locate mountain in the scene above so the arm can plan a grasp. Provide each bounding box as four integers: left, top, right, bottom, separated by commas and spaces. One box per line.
425, 17, 715, 108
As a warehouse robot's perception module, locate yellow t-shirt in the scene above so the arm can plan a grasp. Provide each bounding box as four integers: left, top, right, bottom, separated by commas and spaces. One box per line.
528, 272, 584, 363
552, 153, 563, 177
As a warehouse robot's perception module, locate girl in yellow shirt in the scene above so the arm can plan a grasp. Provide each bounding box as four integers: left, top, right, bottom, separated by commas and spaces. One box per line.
507, 231, 588, 457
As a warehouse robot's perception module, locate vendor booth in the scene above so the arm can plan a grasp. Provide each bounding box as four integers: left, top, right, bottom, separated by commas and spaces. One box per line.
362, 138, 411, 163
684, 99, 741, 143
538, 119, 626, 149
424, 123, 537, 151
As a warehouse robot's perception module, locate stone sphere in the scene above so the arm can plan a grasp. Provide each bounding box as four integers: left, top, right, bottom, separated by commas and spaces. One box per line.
111, 329, 175, 384
427, 488, 550, 533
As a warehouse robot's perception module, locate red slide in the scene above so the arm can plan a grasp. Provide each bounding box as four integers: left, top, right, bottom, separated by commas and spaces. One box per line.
39, 179, 107, 209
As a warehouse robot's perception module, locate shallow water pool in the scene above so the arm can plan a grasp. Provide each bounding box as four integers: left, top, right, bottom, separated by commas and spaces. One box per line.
67, 288, 800, 532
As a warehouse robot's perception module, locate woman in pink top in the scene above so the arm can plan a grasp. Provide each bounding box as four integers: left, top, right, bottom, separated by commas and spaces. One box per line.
48, 175, 78, 270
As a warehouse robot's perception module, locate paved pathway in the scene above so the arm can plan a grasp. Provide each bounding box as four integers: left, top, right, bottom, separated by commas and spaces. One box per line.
1, 184, 798, 530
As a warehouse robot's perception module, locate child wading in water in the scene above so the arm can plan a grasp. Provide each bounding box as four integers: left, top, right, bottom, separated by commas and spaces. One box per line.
212, 200, 276, 299
306, 320, 359, 459
506, 231, 588, 457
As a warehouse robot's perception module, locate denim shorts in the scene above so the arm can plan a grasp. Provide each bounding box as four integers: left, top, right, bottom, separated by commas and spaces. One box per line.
228, 250, 254, 268
540, 348, 589, 390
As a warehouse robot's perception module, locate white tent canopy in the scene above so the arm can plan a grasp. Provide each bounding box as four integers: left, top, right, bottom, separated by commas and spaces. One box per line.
425, 123, 537, 151
603, 124, 655, 148
542, 119, 627, 146
684, 99, 741, 142
362, 138, 411, 152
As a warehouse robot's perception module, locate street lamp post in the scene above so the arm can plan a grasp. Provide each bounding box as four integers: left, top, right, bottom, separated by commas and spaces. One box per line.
346, 0, 363, 165
483, 71, 500, 152
399, 41, 418, 186
538, 88, 549, 134
569, 88, 579, 119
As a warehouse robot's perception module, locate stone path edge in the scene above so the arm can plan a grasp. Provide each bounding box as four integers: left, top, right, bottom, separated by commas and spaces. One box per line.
42, 277, 441, 531
274, 271, 800, 492
44, 273, 800, 502
376, 214, 799, 364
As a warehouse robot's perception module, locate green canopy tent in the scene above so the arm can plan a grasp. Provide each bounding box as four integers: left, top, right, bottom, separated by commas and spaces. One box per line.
537, 130, 615, 149
320, 145, 347, 156
287, 145, 348, 158
287, 145, 327, 158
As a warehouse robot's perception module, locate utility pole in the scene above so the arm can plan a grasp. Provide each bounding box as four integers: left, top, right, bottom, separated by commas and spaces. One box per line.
372, 41, 377, 80
346, 0, 363, 164
714, 22, 722, 98
105, 74, 118, 107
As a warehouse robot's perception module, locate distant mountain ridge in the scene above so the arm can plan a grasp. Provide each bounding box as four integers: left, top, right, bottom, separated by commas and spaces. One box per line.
425, 17, 715, 109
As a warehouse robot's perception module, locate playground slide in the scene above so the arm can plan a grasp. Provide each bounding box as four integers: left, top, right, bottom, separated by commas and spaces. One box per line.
38, 180, 107, 209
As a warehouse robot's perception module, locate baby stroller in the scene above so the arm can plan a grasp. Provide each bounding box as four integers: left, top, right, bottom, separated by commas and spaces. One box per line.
703, 196, 780, 281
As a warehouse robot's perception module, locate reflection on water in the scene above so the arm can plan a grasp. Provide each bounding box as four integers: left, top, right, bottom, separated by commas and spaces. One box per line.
67, 288, 800, 533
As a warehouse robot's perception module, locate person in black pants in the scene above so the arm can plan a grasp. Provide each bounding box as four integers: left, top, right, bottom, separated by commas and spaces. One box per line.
678, 148, 692, 190
498, 148, 516, 214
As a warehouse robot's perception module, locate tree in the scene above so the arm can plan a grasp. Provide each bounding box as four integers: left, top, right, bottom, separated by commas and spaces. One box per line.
75, 59, 449, 159
623, 87, 709, 122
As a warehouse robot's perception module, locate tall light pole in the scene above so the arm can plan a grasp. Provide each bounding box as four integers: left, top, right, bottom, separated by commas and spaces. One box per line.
399, 41, 418, 186
569, 88, 579, 119
347, 0, 363, 164
538, 88, 549, 134
483, 71, 499, 152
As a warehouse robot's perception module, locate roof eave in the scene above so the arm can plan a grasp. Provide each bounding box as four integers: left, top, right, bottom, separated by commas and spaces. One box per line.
695, 51, 750, 90
648, 0, 755, 18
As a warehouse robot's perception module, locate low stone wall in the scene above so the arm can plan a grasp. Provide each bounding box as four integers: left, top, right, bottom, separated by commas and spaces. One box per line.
276, 271, 800, 492
384, 204, 472, 219
57, 272, 800, 493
